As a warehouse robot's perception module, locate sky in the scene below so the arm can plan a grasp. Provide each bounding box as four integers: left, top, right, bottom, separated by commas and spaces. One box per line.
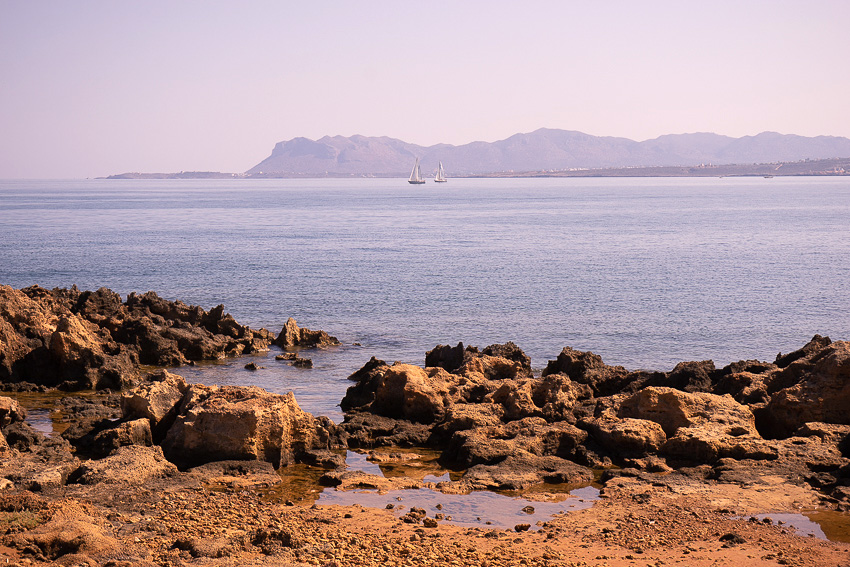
1, 1, 849, 178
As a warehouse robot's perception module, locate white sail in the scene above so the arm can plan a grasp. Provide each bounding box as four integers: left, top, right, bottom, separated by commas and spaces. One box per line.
434, 161, 447, 182
408, 157, 425, 184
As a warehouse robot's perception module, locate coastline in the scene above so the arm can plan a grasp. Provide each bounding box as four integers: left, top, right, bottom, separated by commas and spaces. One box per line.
100, 156, 850, 180
2, 285, 850, 565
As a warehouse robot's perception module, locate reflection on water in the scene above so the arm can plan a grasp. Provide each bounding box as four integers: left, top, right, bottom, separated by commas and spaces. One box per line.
5, 390, 91, 436
750, 512, 850, 543
317, 485, 598, 531
266, 449, 598, 530
804, 510, 850, 543
348, 449, 464, 483
24, 409, 53, 435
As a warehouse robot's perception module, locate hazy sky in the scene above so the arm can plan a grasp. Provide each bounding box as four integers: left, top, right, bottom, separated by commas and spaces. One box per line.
2, 1, 849, 178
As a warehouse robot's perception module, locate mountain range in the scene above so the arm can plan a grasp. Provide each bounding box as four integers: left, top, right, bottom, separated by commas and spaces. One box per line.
246, 129, 850, 177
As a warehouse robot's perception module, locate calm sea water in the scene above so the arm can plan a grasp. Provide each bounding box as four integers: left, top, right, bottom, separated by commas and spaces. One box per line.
2, 177, 848, 420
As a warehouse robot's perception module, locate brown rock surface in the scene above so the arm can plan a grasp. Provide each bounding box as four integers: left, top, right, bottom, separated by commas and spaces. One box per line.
4, 502, 118, 562
71, 445, 177, 485
274, 317, 340, 348
160, 384, 340, 468
764, 340, 850, 437
618, 386, 776, 462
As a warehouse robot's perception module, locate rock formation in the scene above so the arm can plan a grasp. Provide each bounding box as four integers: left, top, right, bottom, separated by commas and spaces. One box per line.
341, 335, 850, 499
273, 317, 340, 349
116, 369, 346, 469
0, 285, 274, 390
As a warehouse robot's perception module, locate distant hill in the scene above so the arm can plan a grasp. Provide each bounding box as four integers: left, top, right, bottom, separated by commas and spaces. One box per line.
246, 129, 850, 177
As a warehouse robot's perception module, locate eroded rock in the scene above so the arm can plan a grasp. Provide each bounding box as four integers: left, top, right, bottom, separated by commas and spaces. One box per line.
273, 317, 339, 348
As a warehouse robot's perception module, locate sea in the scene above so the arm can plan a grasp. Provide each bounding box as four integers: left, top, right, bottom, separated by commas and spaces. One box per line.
2, 176, 849, 422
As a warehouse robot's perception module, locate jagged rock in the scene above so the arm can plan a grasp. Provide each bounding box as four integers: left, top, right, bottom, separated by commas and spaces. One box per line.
341, 357, 392, 409
273, 317, 339, 348
760, 340, 850, 438
71, 445, 177, 484
443, 417, 587, 469
459, 352, 530, 381
340, 412, 432, 448
541, 346, 631, 396
529, 374, 593, 422
425, 342, 469, 372
0, 285, 274, 390
793, 422, 850, 443
431, 403, 504, 441
618, 387, 776, 462
482, 342, 532, 372
425, 342, 532, 380
160, 384, 341, 468
2, 421, 49, 452
343, 363, 453, 423
665, 360, 717, 393
589, 416, 668, 457
88, 418, 153, 456
0, 395, 26, 426
775, 334, 833, 368
120, 370, 190, 442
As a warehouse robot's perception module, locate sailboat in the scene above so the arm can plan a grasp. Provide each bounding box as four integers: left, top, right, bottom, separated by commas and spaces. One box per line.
408, 157, 425, 184
434, 161, 447, 183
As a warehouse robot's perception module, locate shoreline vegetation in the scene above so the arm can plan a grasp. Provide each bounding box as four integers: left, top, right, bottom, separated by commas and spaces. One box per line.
2, 285, 850, 565
101, 156, 850, 180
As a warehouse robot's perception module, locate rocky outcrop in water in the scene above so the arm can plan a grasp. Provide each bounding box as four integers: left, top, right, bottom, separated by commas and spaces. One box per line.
341, 335, 850, 498
273, 317, 340, 349
0, 285, 274, 390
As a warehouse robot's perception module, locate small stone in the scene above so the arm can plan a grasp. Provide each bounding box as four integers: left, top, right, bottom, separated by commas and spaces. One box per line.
514, 524, 531, 532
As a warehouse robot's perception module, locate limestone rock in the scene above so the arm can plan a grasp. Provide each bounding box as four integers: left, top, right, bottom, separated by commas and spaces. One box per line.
120, 370, 190, 441
160, 384, 339, 468
89, 417, 153, 456
764, 340, 850, 437
274, 317, 339, 348
589, 416, 668, 456
541, 346, 631, 396
618, 386, 775, 462
72, 444, 177, 484
443, 417, 587, 468
344, 363, 453, 424
425, 342, 468, 373
0, 395, 26, 426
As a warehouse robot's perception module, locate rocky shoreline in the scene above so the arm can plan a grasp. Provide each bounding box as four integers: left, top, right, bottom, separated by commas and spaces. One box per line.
2, 285, 850, 566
